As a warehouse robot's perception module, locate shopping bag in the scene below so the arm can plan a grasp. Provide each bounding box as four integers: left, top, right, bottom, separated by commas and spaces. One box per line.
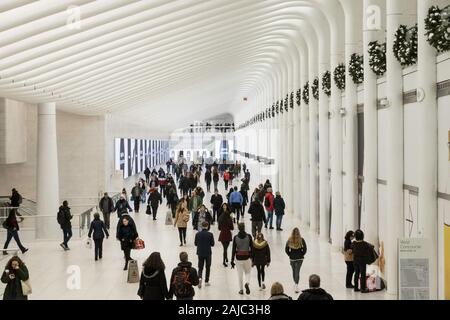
86, 238, 92, 249
133, 238, 145, 250
127, 260, 140, 283
165, 211, 173, 225
21, 279, 32, 295
146, 205, 151, 215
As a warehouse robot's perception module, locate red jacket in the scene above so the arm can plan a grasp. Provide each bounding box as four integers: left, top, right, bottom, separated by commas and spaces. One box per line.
264, 192, 274, 211
223, 172, 230, 181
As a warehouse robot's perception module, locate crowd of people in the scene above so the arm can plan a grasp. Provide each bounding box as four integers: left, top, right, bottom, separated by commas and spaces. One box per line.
1, 157, 379, 300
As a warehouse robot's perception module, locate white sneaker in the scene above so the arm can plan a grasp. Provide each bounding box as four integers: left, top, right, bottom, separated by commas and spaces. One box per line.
294, 284, 299, 293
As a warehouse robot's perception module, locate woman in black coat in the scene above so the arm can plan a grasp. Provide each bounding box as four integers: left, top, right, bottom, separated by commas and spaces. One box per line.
88, 213, 109, 261
1, 256, 29, 300
252, 233, 271, 290
2, 209, 28, 254
116, 216, 138, 270
138, 252, 170, 300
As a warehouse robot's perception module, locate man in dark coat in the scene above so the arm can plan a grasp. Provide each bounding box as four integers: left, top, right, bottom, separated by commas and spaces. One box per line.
57, 200, 72, 250
114, 194, 133, 218
144, 167, 151, 183
298, 274, 333, 300
194, 222, 215, 288
99, 192, 114, 230
147, 188, 163, 220
169, 252, 199, 300
248, 199, 266, 237
131, 183, 142, 213
210, 191, 223, 224
273, 191, 286, 231
9, 188, 23, 218
204, 168, 212, 193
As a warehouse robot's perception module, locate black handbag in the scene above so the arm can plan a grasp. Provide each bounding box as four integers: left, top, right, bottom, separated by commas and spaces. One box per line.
146, 205, 151, 215
366, 245, 379, 265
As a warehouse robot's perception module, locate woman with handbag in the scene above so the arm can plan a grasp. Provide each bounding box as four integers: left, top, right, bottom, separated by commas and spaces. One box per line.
117, 216, 138, 271
174, 200, 190, 246
1, 256, 30, 300
344, 231, 355, 288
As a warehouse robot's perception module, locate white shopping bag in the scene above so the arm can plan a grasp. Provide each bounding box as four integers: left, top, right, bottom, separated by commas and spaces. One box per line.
127, 260, 140, 283
165, 211, 173, 225
86, 238, 92, 249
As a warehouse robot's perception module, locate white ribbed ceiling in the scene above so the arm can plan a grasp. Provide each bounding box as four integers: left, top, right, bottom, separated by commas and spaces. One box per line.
0, 0, 323, 131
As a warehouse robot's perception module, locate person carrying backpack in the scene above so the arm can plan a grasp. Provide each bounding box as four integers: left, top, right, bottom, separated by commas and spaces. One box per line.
57, 201, 72, 251
169, 252, 199, 300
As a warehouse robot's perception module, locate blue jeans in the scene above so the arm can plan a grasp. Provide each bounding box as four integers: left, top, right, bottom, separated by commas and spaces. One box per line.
290, 260, 303, 284
63, 227, 72, 247
276, 215, 283, 229
266, 211, 273, 228
3, 229, 25, 252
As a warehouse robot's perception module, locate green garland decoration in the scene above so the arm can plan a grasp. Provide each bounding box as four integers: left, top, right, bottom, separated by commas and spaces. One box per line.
368, 41, 386, 76
393, 24, 418, 66
312, 78, 319, 100
322, 71, 331, 97
296, 89, 301, 106
284, 94, 289, 112
333, 63, 346, 91
290, 92, 294, 109
425, 5, 450, 53
348, 53, 364, 84
302, 82, 310, 105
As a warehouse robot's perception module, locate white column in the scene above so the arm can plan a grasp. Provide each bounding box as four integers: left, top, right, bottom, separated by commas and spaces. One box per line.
417, 0, 438, 300
287, 95, 295, 213
386, 0, 405, 296
361, 0, 381, 247
293, 88, 302, 216
340, 0, 362, 232
309, 58, 319, 232
301, 88, 310, 226
37, 102, 60, 239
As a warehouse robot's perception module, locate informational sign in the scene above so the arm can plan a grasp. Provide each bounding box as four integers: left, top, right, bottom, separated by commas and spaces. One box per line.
398, 238, 430, 300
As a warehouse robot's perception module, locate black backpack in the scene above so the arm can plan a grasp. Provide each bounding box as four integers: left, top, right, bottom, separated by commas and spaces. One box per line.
57, 210, 64, 225
172, 267, 191, 297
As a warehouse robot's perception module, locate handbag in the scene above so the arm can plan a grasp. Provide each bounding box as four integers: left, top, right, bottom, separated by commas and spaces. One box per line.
127, 260, 140, 283
146, 205, 151, 215
86, 238, 92, 249
21, 279, 32, 295
133, 238, 145, 250
165, 211, 173, 225
366, 245, 379, 265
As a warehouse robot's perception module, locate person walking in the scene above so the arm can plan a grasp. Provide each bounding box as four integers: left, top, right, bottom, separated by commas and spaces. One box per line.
1, 256, 30, 300
188, 190, 203, 218
192, 205, 213, 231
285, 227, 307, 293
252, 233, 270, 291
116, 215, 138, 270
273, 192, 286, 231
2, 210, 28, 255
9, 188, 23, 218
57, 200, 72, 251
263, 188, 275, 229
229, 186, 243, 222
210, 190, 223, 224
99, 192, 114, 230
148, 187, 163, 220
212, 169, 220, 192
204, 168, 212, 193
194, 222, 215, 288
169, 252, 199, 300
223, 170, 231, 190
230, 223, 253, 295
351, 229, 373, 293
166, 183, 179, 219
248, 198, 266, 237
131, 183, 142, 213
240, 182, 249, 215
344, 231, 355, 289
174, 201, 190, 246
218, 207, 234, 267
114, 194, 133, 218
88, 213, 109, 261
144, 167, 151, 184
138, 252, 170, 300
268, 282, 292, 300
298, 274, 333, 300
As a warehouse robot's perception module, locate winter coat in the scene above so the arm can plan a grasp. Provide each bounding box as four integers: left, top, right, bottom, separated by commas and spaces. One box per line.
213, 172, 219, 182
1, 265, 29, 300
252, 240, 271, 266
351, 240, 373, 264
273, 196, 286, 216
240, 189, 248, 206
144, 168, 151, 177
229, 191, 243, 205
223, 171, 231, 181
117, 223, 138, 250
174, 208, 190, 228
179, 177, 189, 191
192, 210, 213, 231
99, 197, 114, 213
188, 196, 203, 212
4, 211, 20, 231
115, 199, 132, 217
248, 201, 266, 223
148, 190, 162, 207
138, 267, 169, 300
231, 231, 253, 261
57, 205, 72, 229
194, 229, 215, 257
210, 194, 223, 210
218, 213, 234, 242
88, 219, 109, 240
10, 192, 22, 207
166, 187, 179, 205
298, 288, 333, 301
285, 238, 307, 260
204, 171, 212, 182
168, 261, 199, 299
131, 186, 142, 199
269, 294, 292, 300
264, 192, 274, 211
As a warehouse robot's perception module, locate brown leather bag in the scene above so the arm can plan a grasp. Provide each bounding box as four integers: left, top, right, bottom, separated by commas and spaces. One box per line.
344, 249, 354, 262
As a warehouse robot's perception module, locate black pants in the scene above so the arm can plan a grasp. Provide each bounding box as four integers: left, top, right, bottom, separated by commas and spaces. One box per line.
231, 203, 242, 221
224, 181, 228, 190
221, 241, 230, 263
198, 255, 212, 282
178, 227, 187, 244
3, 230, 26, 252
206, 181, 211, 192
94, 239, 103, 260
256, 264, 265, 287
212, 208, 219, 222
213, 181, 218, 192
346, 261, 355, 287
171, 203, 177, 218
123, 247, 131, 266
62, 227, 72, 247
102, 212, 111, 229
354, 261, 367, 291
150, 205, 159, 219
133, 198, 140, 212
160, 185, 166, 198
145, 175, 150, 184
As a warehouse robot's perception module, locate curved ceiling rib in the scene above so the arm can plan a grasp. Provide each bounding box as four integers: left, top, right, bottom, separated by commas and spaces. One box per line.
0, 0, 332, 131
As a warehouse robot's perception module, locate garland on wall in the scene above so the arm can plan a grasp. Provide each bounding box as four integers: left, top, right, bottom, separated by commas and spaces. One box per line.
333, 63, 346, 91
348, 53, 364, 84
322, 71, 331, 96
368, 41, 386, 76
302, 82, 310, 105
275, 101, 279, 114
271, 104, 275, 117
312, 78, 319, 100
284, 94, 289, 112
280, 99, 284, 113
290, 92, 294, 109
425, 5, 450, 53
296, 89, 301, 106
393, 24, 418, 66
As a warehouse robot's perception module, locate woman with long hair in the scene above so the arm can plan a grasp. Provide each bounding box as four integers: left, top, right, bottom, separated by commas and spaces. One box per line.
252, 232, 270, 290
344, 230, 355, 288
1, 256, 29, 300
217, 204, 234, 267
138, 252, 169, 300
285, 227, 307, 293
174, 200, 190, 246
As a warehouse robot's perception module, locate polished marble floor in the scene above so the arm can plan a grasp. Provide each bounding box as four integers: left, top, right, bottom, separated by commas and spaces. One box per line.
1, 163, 392, 300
